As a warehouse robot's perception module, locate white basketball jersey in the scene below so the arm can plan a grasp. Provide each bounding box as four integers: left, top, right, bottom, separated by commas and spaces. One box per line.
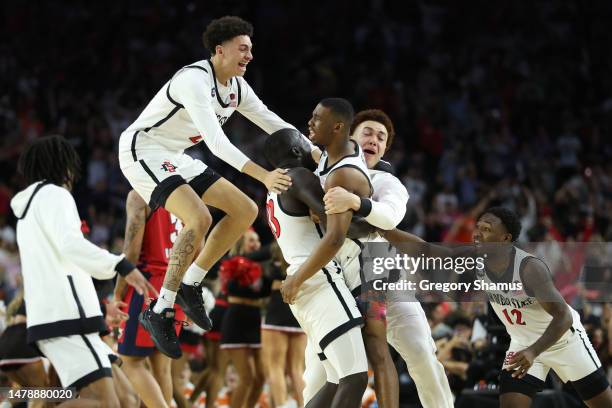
315, 141, 372, 193
477, 247, 582, 346
265, 192, 329, 271
121, 60, 243, 153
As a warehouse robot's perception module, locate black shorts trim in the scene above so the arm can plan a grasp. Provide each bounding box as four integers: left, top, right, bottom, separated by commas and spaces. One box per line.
27, 318, 107, 344
131, 131, 139, 161
70, 367, 113, 391
499, 370, 544, 399
576, 328, 599, 369
571, 367, 610, 401
150, 174, 186, 209
322, 268, 353, 320
139, 160, 160, 184
80, 335, 103, 369
188, 168, 221, 198
319, 317, 364, 351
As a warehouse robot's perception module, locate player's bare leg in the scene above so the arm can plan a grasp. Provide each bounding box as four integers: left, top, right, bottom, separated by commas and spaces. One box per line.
500, 392, 532, 408
262, 330, 289, 406
363, 318, 399, 408
584, 387, 612, 408
140, 185, 212, 358
245, 351, 265, 407
287, 333, 307, 407
111, 364, 140, 408
171, 353, 190, 408
120, 355, 169, 408
196, 178, 258, 271
59, 377, 120, 408
150, 352, 173, 405
228, 349, 256, 408
6, 360, 49, 408
191, 338, 228, 406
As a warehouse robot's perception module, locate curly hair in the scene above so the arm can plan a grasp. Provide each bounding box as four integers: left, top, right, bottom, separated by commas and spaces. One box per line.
350, 109, 396, 152
480, 206, 522, 242
203, 16, 254, 55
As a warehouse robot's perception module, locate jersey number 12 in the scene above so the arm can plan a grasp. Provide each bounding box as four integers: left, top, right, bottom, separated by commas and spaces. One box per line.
502, 308, 526, 325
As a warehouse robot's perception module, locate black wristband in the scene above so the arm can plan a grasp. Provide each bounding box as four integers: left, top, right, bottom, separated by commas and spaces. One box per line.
115, 258, 134, 277
356, 198, 372, 217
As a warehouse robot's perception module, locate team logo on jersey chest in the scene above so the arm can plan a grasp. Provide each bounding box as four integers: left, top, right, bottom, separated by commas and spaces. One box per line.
211, 88, 216, 98
161, 161, 177, 173
229, 93, 237, 107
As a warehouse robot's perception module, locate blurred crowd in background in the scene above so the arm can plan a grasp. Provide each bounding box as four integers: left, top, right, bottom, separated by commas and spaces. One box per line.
1, 0, 611, 405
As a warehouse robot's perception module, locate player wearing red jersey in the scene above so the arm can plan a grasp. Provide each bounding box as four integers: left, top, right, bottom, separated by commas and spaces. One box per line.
114, 191, 187, 408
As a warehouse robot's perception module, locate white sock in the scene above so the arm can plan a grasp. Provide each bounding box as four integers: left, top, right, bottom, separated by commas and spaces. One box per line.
153, 288, 177, 313
181, 263, 208, 286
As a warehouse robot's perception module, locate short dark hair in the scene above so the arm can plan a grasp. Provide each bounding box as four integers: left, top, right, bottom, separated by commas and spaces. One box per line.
18, 135, 81, 187
350, 109, 396, 152
203, 16, 254, 54
320, 98, 354, 128
480, 206, 522, 242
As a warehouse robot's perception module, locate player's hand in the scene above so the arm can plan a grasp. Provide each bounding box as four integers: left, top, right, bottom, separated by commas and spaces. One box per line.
264, 168, 292, 194
281, 275, 301, 304
324, 187, 359, 214
506, 348, 537, 378
125, 269, 158, 297
105, 300, 129, 328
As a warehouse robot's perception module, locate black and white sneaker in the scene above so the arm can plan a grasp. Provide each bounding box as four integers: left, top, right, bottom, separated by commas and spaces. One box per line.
176, 282, 212, 331
139, 300, 182, 359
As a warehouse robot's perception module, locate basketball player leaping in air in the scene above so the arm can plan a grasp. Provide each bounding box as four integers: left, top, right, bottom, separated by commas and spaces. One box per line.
118, 16, 316, 359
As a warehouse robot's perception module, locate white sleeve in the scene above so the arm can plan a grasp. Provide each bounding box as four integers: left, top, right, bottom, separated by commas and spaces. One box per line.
43, 186, 122, 280
171, 69, 250, 171
366, 174, 409, 230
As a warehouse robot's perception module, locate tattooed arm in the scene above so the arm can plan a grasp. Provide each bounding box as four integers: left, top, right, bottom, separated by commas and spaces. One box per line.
114, 190, 149, 300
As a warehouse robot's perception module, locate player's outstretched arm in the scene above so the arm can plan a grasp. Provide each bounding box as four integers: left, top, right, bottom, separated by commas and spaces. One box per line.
506, 258, 573, 378
171, 69, 291, 193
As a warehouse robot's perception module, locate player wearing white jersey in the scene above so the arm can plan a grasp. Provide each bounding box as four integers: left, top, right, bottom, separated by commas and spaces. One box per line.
118, 17, 297, 358
13, 136, 154, 407
304, 110, 453, 408
385, 208, 612, 407
278, 99, 373, 408
472, 208, 612, 408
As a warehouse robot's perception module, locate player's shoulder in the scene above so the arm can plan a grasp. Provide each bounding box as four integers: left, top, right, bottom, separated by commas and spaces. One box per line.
42, 183, 72, 199
174, 60, 212, 82
326, 166, 372, 193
